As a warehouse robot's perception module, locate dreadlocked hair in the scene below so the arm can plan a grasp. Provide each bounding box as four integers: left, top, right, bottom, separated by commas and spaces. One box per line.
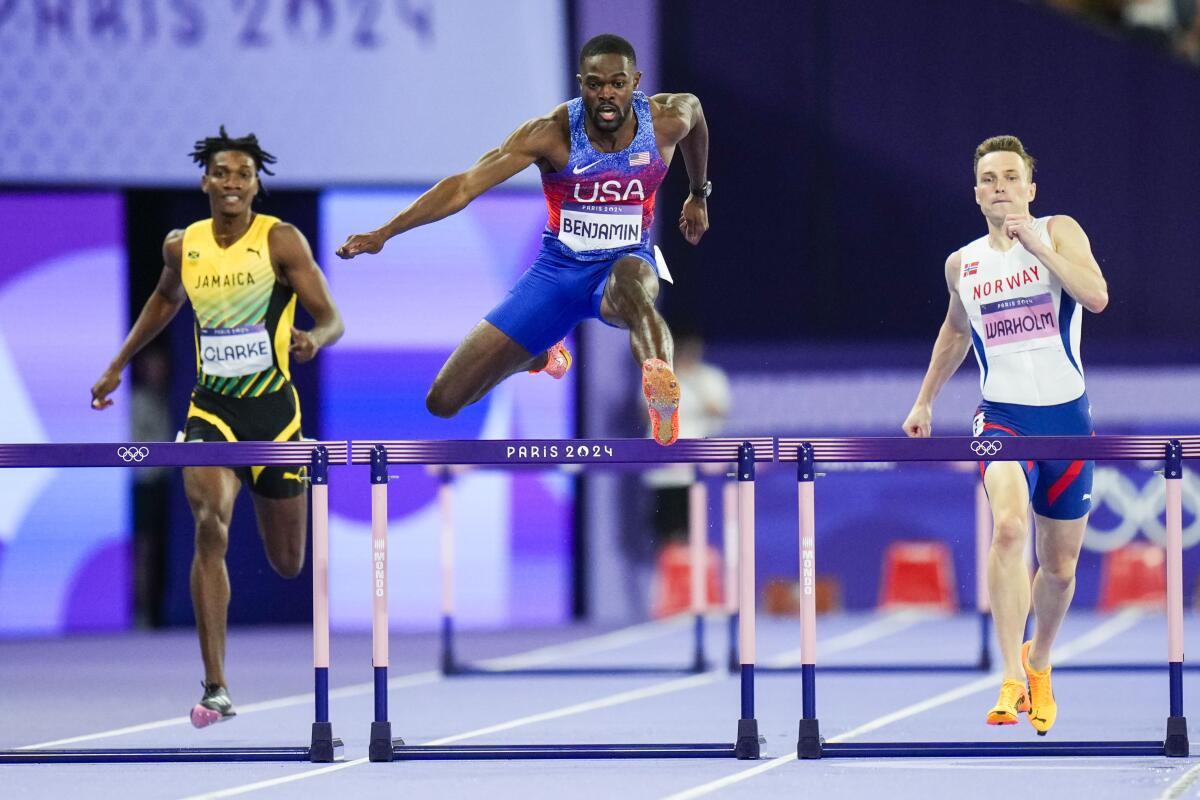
189, 125, 277, 176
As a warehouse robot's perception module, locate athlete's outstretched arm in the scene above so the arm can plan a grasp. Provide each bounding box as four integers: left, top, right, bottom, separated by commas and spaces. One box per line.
903, 252, 973, 438
269, 224, 344, 363
90, 232, 188, 409
336, 115, 562, 259
653, 93, 708, 245
1004, 213, 1107, 313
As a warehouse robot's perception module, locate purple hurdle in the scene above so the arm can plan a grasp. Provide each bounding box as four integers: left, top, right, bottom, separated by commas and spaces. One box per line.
349, 437, 773, 762
781, 434, 1198, 760
0, 441, 348, 764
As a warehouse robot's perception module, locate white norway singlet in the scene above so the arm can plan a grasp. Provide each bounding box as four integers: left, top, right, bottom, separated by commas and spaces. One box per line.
956, 216, 1085, 406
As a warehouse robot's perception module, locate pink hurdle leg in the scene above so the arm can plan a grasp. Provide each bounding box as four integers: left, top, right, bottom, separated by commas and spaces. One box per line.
734, 443, 760, 760
723, 477, 739, 671
368, 446, 394, 762
308, 446, 336, 762
689, 477, 708, 671
975, 481, 992, 670
1164, 441, 1188, 756
796, 444, 822, 759
439, 469, 457, 673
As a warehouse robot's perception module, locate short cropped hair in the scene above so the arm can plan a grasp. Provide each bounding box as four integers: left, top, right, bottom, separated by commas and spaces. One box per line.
974, 135, 1035, 180
578, 34, 637, 69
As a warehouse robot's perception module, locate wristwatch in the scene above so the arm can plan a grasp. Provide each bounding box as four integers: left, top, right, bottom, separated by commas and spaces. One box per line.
689, 180, 712, 199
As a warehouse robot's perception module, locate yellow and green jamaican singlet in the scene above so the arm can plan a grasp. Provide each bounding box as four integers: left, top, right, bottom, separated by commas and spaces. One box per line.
181, 214, 297, 398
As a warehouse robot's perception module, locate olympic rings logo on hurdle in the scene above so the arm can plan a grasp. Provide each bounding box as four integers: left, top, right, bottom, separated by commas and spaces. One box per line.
969, 439, 1004, 457
1083, 467, 1200, 553
117, 446, 150, 463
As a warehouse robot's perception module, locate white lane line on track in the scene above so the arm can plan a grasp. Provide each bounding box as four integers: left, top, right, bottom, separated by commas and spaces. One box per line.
178, 673, 732, 800
175, 613, 903, 800
179, 757, 372, 799
17, 670, 440, 750
765, 610, 930, 667
18, 617, 694, 749
661, 609, 1145, 800
472, 615, 692, 670
422, 672, 722, 746
1156, 761, 1200, 800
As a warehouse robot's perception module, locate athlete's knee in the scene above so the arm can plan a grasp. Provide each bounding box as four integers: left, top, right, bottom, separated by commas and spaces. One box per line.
267, 540, 306, 579
1038, 553, 1079, 584
990, 511, 1028, 554
425, 384, 463, 419
192, 509, 230, 559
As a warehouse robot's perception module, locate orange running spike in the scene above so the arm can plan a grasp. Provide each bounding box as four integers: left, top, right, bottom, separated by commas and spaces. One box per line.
642, 358, 680, 446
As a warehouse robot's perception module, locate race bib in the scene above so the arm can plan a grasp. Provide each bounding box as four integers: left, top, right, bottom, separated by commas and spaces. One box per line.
200, 325, 274, 378
558, 202, 642, 252
979, 293, 1062, 356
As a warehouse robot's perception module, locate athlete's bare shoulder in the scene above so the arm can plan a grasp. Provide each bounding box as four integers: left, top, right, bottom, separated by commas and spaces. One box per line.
648, 93, 701, 144
944, 249, 962, 290
515, 103, 571, 170
163, 229, 185, 265
513, 104, 570, 152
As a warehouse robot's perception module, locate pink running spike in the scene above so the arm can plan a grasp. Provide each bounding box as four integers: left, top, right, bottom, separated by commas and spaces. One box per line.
530, 340, 572, 379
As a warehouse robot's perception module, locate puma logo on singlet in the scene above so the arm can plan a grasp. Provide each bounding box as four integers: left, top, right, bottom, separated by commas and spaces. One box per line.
246, 247, 261, 257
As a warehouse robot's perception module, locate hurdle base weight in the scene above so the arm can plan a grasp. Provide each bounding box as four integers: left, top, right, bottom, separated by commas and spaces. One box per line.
1165, 716, 1189, 757
308, 722, 342, 762
734, 718, 760, 760
370, 721, 396, 762
797, 718, 822, 759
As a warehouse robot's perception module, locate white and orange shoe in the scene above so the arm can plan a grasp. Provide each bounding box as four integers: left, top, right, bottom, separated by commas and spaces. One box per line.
642, 358, 680, 447
530, 340, 572, 380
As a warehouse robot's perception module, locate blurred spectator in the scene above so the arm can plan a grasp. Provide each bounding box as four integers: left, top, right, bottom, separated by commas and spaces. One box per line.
130, 344, 172, 627
643, 326, 732, 545
1179, 0, 1200, 59
1040, 0, 1200, 62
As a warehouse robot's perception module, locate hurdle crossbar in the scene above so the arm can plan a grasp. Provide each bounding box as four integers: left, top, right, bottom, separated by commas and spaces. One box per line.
352, 438, 773, 761
0, 441, 348, 764
780, 435, 1194, 760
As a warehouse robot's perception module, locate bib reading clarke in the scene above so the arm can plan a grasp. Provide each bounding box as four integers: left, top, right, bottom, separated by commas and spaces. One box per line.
558, 202, 642, 253
200, 325, 274, 378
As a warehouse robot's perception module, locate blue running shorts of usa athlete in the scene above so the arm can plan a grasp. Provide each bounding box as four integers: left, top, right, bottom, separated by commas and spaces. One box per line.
484, 244, 656, 355
972, 393, 1094, 521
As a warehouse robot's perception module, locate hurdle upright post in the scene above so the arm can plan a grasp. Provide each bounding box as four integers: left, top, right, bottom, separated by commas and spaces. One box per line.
974, 480, 992, 672
723, 476, 740, 672
1164, 439, 1189, 757
795, 443, 822, 759
734, 442, 760, 760
689, 473, 708, 672
439, 467, 458, 674
308, 446, 338, 762
369, 445, 396, 762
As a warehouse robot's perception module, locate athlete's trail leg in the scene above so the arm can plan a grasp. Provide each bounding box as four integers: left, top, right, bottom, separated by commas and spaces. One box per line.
426, 321, 546, 418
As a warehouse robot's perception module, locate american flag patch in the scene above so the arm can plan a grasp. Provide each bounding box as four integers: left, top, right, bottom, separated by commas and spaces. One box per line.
962, 261, 979, 277
629, 151, 650, 166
